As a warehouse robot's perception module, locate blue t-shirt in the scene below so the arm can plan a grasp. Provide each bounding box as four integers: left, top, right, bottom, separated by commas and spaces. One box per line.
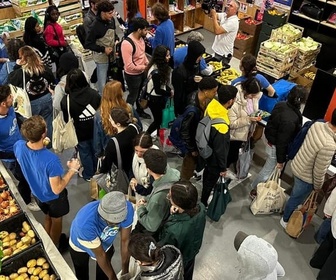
70, 200, 134, 258
173, 46, 207, 71
13, 140, 64, 202
231, 74, 270, 89
148, 19, 175, 56
0, 107, 22, 153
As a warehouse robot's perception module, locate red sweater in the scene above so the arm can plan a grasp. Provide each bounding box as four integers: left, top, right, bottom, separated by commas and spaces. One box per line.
44, 22, 66, 47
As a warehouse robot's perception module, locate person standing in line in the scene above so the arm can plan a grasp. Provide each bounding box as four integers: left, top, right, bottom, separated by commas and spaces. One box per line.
160, 181, 206, 280
249, 86, 306, 199
14, 115, 80, 251
83, 0, 100, 34
179, 77, 218, 180
121, 17, 151, 119
210, 0, 239, 64
86, 0, 117, 95
69, 191, 134, 280
147, 3, 175, 63
201, 85, 237, 206
146, 45, 172, 138
280, 109, 336, 230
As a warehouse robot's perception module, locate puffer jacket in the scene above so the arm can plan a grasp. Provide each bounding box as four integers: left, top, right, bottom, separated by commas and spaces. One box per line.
291, 122, 336, 189
265, 101, 302, 163
324, 187, 336, 239
229, 84, 261, 141
204, 98, 230, 170
134, 245, 184, 280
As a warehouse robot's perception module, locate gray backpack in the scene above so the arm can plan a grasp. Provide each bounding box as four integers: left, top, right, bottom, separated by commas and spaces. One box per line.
196, 116, 227, 159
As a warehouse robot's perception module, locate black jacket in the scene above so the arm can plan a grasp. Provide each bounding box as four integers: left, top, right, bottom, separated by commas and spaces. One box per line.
265, 101, 302, 163
61, 86, 101, 142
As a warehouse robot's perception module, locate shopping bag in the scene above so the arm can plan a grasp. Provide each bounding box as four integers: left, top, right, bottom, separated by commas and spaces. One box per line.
207, 177, 232, 222
161, 98, 175, 129
286, 190, 318, 238
89, 158, 102, 200
250, 168, 286, 215
159, 128, 177, 153
236, 141, 253, 179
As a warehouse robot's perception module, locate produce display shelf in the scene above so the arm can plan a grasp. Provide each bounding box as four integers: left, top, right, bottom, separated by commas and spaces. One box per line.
259, 41, 298, 61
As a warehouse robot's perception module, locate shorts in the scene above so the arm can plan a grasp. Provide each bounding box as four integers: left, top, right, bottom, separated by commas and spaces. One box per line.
35, 189, 70, 218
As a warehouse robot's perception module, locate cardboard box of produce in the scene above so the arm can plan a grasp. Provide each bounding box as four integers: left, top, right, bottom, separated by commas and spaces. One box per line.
234, 33, 254, 51
233, 47, 252, 59
1, 243, 60, 280
0, 212, 41, 265
0, 189, 21, 223
239, 17, 262, 35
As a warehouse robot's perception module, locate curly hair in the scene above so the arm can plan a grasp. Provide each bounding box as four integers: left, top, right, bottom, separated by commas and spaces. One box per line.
100, 81, 132, 135
19, 46, 45, 76
97, 0, 114, 14
6, 39, 25, 61
146, 45, 170, 84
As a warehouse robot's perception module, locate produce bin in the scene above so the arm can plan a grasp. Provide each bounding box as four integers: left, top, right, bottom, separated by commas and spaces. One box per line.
263, 8, 287, 27
239, 17, 262, 35
0, 188, 21, 223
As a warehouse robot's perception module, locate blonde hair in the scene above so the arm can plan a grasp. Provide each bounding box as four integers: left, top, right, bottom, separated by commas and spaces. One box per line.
100, 81, 132, 135
19, 46, 44, 76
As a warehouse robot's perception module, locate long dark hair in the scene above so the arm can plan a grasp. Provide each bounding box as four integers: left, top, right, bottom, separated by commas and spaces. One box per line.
126, 0, 139, 21
65, 69, 89, 94
146, 45, 170, 85
241, 54, 257, 78
241, 77, 261, 95
23, 17, 38, 46
44, 5, 59, 30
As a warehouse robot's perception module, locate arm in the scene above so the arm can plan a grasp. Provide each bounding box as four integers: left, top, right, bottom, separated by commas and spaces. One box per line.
44, 25, 61, 47
85, 23, 105, 53
92, 245, 117, 280
120, 226, 131, 274
210, 9, 226, 35
180, 112, 198, 152
200, 58, 213, 76
313, 146, 335, 189
228, 104, 251, 130
150, 26, 163, 50
212, 128, 230, 171
257, 74, 275, 97
275, 120, 297, 163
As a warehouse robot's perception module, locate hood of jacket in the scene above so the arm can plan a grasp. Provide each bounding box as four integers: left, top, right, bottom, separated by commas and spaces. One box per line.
237, 235, 282, 280
153, 167, 180, 188
69, 86, 98, 106
205, 98, 230, 134
137, 245, 184, 280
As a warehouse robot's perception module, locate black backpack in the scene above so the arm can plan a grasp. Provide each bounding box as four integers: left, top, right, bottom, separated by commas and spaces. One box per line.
75, 24, 86, 48
116, 37, 136, 68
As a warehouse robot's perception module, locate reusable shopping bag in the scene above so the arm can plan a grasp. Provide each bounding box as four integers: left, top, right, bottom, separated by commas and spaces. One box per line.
52, 95, 78, 153
89, 158, 102, 200
159, 128, 176, 153
161, 98, 175, 129
207, 177, 232, 222
250, 168, 286, 215
236, 141, 253, 179
286, 190, 318, 238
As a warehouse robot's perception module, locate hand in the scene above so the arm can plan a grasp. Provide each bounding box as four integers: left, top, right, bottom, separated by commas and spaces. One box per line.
210, 8, 217, 18
105, 47, 113, 55
67, 158, 80, 170
249, 116, 261, 122
137, 199, 146, 207
325, 214, 332, 219
170, 205, 179, 214
129, 178, 137, 191
191, 151, 198, 157
220, 171, 227, 177
170, 90, 174, 97
48, 86, 55, 95
276, 163, 284, 170
118, 272, 132, 280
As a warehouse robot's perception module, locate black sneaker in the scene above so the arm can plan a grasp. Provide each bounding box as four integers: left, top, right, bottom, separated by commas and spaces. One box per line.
58, 233, 69, 254
138, 111, 151, 119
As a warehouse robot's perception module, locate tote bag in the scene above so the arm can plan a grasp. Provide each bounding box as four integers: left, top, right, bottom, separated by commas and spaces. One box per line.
250, 168, 286, 215
161, 98, 175, 129
236, 141, 253, 180
52, 95, 78, 153
286, 190, 318, 238
207, 177, 232, 222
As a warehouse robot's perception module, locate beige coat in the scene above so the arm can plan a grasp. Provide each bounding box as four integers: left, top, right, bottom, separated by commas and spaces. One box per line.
228, 85, 261, 141
291, 122, 336, 189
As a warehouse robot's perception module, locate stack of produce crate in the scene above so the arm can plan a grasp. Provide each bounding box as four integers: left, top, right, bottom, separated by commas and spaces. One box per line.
58, 0, 83, 36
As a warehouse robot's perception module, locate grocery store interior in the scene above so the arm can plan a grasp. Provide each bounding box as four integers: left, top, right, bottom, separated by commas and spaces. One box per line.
1, 0, 336, 278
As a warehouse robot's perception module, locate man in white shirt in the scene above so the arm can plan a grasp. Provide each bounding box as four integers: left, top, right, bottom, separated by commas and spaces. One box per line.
210, 0, 239, 64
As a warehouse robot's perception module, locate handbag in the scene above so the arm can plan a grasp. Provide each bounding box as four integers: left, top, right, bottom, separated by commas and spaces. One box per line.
207, 176, 232, 222
9, 71, 32, 119
94, 137, 129, 195
301, 3, 323, 20
52, 95, 78, 153
236, 141, 253, 179
286, 190, 318, 238
138, 69, 158, 110
250, 168, 286, 215
161, 98, 175, 128
89, 158, 102, 200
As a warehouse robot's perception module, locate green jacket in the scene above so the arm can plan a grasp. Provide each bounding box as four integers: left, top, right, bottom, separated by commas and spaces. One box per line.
137, 167, 180, 233
159, 203, 207, 266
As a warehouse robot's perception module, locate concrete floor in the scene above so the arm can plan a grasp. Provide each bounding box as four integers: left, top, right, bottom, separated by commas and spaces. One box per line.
31, 6, 323, 279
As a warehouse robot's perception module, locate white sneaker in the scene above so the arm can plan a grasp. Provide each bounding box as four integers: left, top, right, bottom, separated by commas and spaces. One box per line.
280, 217, 288, 229
27, 201, 41, 212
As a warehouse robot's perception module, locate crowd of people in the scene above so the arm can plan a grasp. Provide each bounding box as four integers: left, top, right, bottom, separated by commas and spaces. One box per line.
0, 0, 336, 279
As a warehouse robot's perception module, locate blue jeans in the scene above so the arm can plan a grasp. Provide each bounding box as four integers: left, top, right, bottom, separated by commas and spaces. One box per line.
124, 72, 145, 109
77, 140, 97, 180
283, 175, 313, 222
96, 62, 109, 95
251, 144, 277, 189
30, 94, 53, 142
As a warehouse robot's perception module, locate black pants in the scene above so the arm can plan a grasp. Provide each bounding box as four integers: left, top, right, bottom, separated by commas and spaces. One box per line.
214, 53, 232, 65
124, 72, 145, 112
201, 165, 221, 206
226, 140, 243, 172
69, 245, 115, 280
184, 258, 195, 280
147, 95, 166, 135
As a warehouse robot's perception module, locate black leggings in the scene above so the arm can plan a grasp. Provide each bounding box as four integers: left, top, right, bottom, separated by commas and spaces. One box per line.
69, 245, 115, 280
147, 95, 166, 135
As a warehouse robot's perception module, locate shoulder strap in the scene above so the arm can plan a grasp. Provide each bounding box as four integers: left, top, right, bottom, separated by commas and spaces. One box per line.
67, 95, 72, 120
124, 37, 136, 65
147, 69, 159, 95
6, 62, 10, 74
22, 70, 26, 91
211, 118, 227, 125
128, 123, 139, 134
49, 23, 61, 45
111, 137, 122, 170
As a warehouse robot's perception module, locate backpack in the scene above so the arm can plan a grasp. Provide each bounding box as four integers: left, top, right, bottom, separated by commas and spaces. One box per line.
196, 116, 227, 159
116, 37, 136, 68
168, 105, 200, 156
75, 24, 86, 47
287, 119, 325, 160
138, 69, 159, 109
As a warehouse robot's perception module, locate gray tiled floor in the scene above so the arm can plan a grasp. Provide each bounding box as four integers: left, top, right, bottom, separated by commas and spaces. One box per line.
32, 7, 322, 279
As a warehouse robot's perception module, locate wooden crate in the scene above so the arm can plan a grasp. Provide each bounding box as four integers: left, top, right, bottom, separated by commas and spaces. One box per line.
234, 34, 254, 51
270, 23, 304, 44
239, 17, 262, 35
10, 1, 49, 17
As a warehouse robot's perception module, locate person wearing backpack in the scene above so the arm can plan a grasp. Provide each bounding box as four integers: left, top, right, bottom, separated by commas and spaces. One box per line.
201, 85, 237, 206
280, 109, 336, 230
176, 77, 218, 180
249, 85, 306, 199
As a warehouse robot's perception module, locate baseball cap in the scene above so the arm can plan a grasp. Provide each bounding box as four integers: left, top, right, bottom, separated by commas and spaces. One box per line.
98, 191, 127, 223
